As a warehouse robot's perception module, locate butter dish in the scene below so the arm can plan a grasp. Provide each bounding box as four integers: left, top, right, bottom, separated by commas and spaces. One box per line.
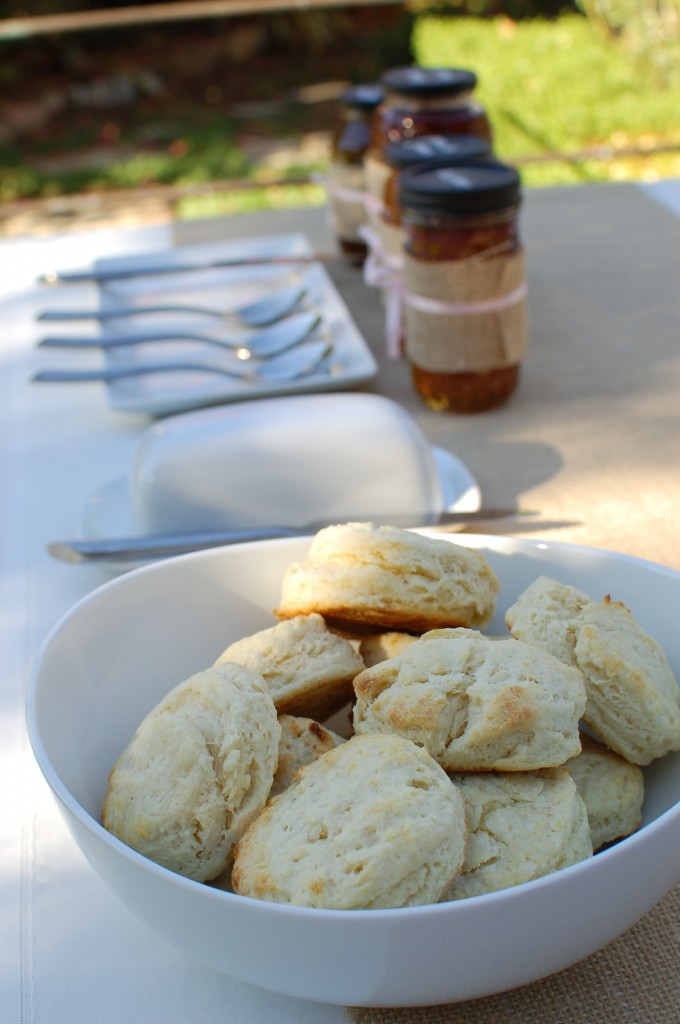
130, 393, 448, 533
78, 393, 481, 570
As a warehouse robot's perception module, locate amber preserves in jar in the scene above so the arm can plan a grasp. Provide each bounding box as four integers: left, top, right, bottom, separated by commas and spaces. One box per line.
364, 67, 493, 254
373, 66, 492, 152
328, 83, 384, 265
399, 158, 527, 413
369, 136, 492, 359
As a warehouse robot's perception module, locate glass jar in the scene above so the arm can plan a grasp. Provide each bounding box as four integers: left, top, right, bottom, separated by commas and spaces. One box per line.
365, 66, 493, 221
399, 158, 528, 413
382, 134, 491, 229
374, 66, 492, 150
328, 83, 384, 266
368, 136, 492, 359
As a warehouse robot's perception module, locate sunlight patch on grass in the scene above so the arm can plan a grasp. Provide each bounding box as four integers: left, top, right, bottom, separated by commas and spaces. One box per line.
412, 13, 680, 177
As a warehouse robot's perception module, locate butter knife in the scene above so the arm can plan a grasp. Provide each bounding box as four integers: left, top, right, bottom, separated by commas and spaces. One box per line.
48, 508, 530, 563
38, 253, 335, 285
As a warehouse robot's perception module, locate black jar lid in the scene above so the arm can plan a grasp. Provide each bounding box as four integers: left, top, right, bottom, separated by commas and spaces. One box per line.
381, 66, 477, 99
399, 158, 521, 215
384, 134, 491, 170
340, 83, 385, 111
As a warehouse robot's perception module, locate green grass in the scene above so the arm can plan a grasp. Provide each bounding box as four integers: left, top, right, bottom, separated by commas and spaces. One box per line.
3, 12, 680, 217
178, 11, 680, 220
412, 13, 680, 186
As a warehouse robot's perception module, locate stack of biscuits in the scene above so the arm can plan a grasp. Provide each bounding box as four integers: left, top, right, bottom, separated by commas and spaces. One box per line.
103, 522, 680, 909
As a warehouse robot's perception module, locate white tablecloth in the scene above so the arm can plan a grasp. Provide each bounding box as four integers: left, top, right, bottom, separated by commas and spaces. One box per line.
1, 223, 348, 1024
2, 180, 679, 1022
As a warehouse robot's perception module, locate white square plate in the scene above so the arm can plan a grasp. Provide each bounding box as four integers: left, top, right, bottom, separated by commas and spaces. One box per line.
92, 233, 377, 415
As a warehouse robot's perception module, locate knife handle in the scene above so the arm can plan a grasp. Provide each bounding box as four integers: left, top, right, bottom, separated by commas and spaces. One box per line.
48, 526, 303, 562
37, 254, 332, 285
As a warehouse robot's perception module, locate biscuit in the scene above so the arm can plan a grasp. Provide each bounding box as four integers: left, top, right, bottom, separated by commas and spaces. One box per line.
215, 612, 364, 721
443, 768, 592, 900
504, 575, 589, 663
353, 628, 586, 771
102, 662, 280, 883
232, 733, 467, 909
271, 714, 346, 796
564, 734, 644, 850
505, 576, 680, 765
274, 522, 500, 633
359, 631, 420, 667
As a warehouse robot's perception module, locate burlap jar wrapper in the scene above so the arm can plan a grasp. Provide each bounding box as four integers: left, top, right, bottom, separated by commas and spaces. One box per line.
403, 247, 528, 373
327, 161, 367, 242
360, 156, 403, 289
364, 154, 392, 217
377, 217, 404, 263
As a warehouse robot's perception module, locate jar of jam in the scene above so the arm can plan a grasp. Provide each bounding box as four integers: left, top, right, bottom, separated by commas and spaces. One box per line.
327, 83, 384, 266
383, 134, 491, 229
375, 66, 492, 150
398, 158, 528, 413
366, 135, 492, 353
365, 66, 493, 221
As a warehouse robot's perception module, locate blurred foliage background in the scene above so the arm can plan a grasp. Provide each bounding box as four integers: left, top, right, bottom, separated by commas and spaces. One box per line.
1, 0, 679, 222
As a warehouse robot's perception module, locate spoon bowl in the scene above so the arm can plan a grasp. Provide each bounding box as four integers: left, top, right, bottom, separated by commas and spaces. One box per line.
37, 310, 323, 360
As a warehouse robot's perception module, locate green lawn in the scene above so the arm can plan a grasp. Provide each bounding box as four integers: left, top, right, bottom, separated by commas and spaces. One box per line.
178, 12, 680, 217
2, 11, 679, 217
412, 13, 680, 186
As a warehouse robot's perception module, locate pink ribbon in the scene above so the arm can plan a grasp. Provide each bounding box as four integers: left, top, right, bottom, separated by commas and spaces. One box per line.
362, 192, 386, 218
316, 172, 369, 208
358, 224, 405, 360
325, 180, 367, 205
404, 281, 528, 316
359, 221, 529, 361
359, 224, 402, 287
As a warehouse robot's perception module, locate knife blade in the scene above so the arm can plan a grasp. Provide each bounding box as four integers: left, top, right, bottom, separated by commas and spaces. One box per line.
48, 508, 531, 564
38, 253, 335, 285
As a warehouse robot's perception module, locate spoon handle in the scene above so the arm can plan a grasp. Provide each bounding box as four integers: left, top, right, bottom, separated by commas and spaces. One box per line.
32, 361, 248, 382
32, 339, 333, 384
37, 305, 229, 322
37, 329, 235, 349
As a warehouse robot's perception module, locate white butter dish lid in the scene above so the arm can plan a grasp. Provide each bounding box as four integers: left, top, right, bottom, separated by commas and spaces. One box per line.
131, 393, 445, 533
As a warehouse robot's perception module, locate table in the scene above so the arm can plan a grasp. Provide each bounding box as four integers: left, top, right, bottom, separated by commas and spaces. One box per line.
2, 180, 680, 1024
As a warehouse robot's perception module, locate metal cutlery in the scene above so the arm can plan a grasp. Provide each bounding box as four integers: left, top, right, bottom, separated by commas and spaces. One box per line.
39, 253, 336, 285
47, 508, 531, 563
36, 282, 308, 329
32, 338, 334, 385
37, 310, 323, 361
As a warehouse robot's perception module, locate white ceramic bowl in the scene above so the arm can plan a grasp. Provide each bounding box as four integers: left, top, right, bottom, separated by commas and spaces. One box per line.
27, 534, 680, 1007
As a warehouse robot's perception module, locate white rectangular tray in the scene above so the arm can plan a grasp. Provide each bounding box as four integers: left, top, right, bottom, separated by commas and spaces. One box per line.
92, 233, 377, 415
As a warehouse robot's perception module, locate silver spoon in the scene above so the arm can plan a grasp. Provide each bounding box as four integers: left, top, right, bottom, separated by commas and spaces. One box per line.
32, 339, 334, 385
36, 282, 308, 328
37, 310, 323, 361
